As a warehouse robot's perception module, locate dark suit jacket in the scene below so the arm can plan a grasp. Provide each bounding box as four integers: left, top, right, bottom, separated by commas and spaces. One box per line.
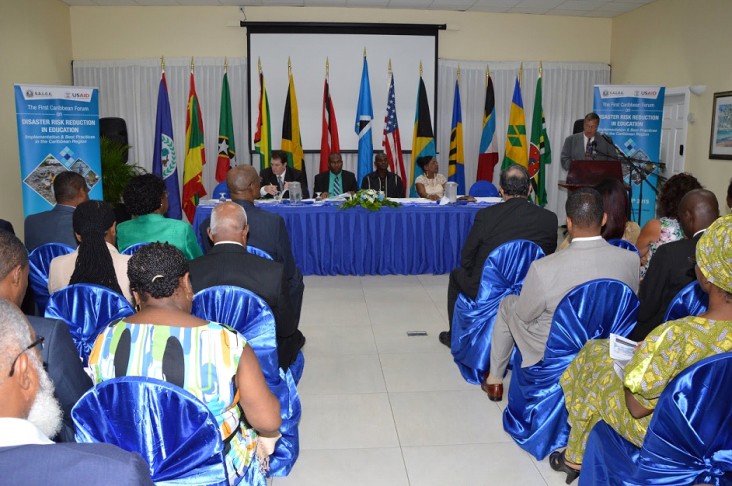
260, 166, 309, 199
560, 132, 616, 170
189, 243, 304, 369
313, 170, 358, 195
360, 171, 405, 198
0, 443, 153, 484
27, 315, 93, 443
24, 205, 78, 251
629, 233, 701, 341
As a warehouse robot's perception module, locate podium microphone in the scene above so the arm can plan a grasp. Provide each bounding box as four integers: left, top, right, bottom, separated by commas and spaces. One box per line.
600, 132, 614, 145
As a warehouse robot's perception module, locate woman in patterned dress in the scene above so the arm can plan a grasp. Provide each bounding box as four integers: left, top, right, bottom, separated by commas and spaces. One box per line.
551, 214, 732, 483
89, 243, 281, 484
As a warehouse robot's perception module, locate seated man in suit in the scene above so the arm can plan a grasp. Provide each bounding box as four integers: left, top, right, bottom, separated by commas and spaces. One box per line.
0, 231, 92, 442
260, 149, 309, 199
189, 202, 304, 370
360, 153, 404, 198
483, 188, 640, 401
313, 153, 358, 198
560, 112, 616, 171
629, 189, 719, 341
24, 171, 89, 251
440, 164, 558, 347
0, 298, 153, 484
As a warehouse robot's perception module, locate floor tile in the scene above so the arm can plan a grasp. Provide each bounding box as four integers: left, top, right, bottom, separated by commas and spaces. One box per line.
298, 354, 386, 395
300, 298, 371, 327
379, 351, 476, 392
372, 321, 447, 355
301, 325, 377, 356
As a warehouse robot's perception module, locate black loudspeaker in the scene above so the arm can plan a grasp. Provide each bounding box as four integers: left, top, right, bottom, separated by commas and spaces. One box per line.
572, 118, 584, 135
100, 117, 129, 162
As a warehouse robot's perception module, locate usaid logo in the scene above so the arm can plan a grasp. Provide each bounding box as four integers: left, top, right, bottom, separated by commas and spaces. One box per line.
640, 90, 657, 96
67, 92, 91, 99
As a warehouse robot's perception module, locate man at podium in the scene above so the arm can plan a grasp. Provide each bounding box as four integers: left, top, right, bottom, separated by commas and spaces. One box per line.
560, 112, 616, 170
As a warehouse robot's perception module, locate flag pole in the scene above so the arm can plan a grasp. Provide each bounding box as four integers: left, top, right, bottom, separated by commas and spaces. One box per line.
419, 61, 423, 77
326, 57, 329, 80
224, 56, 228, 74
190, 57, 194, 74
388, 58, 392, 77
457, 64, 461, 85
258, 57, 262, 74
485, 65, 489, 87
519, 62, 523, 87
539, 60, 543, 78
288, 56, 291, 75
161, 55, 165, 74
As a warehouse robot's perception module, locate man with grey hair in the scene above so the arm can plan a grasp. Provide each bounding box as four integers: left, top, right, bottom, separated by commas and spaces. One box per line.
0, 298, 153, 483
189, 202, 304, 370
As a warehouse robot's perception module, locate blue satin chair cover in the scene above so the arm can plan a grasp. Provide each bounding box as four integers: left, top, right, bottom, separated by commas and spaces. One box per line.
28, 242, 74, 314
212, 181, 230, 199
120, 242, 148, 256
451, 240, 545, 384
503, 278, 639, 460
44, 283, 134, 364
246, 245, 273, 260
191, 286, 301, 477
580, 352, 732, 485
469, 180, 500, 197
664, 280, 709, 322
72, 376, 235, 486
607, 239, 640, 255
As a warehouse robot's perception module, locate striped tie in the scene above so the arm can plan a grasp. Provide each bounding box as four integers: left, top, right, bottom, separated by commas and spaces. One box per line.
333, 175, 341, 196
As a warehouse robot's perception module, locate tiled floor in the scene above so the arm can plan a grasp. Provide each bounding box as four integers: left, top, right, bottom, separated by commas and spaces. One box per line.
271, 274, 569, 486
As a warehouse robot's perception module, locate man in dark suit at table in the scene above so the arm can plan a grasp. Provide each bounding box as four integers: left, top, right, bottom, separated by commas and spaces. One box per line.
360, 153, 405, 198
440, 164, 558, 347
560, 112, 616, 170
260, 150, 309, 199
313, 153, 358, 198
199, 165, 304, 327
190, 202, 304, 370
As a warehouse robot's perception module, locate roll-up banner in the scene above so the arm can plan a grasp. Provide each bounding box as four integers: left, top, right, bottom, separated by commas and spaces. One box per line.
593, 86, 665, 227
14, 84, 102, 217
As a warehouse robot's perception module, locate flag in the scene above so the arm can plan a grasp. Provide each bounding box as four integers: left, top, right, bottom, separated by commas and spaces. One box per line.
529, 72, 552, 207
477, 74, 499, 182
383, 74, 406, 194
355, 56, 374, 187
182, 70, 207, 222
320, 77, 340, 173
501, 75, 528, 170
410, 76, 435, 197
253, 70, 271, 170
152, 71, 182, 220
215, 71, 235, 182
281, 70, 305, 179
448, 79, 465, 194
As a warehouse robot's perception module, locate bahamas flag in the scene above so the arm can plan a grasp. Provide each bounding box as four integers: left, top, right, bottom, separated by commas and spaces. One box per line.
355, 56, 374, 189
152, 70, 182, 220
282, 69, 305, 179
254, 68, 271, 170
477, 74, 499, 182
182, 69, 206, 222
448, 79, 465, 194
501, 75, 528, 170
529, 71, 551, 206
215, 71, 235, 182
410, 76, 435, 197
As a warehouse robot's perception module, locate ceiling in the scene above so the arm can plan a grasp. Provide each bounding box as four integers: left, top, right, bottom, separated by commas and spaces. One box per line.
59, 0, 655, 18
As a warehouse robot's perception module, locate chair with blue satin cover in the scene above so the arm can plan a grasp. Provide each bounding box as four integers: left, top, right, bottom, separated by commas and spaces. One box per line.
468, 180, 500, 197
192, 285, 301, 476
28, 242, 75, 314
607, 239, 640, 255
45, 283, 134, 364
579, 352, 732, 485
664, 280, 709, 322
503, 278, 639, 460
120, 242, 148, 256
451, 240, 545, 384
212, 180, 230, 200
246, 245, 273, 260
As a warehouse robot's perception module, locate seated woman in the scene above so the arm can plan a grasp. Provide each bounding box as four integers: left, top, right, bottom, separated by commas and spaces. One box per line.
48, 200, 133, 303
414, 156, 447, 200
88, 243, 281, 483
116, 174, 202, 260
551, 213, 732, 484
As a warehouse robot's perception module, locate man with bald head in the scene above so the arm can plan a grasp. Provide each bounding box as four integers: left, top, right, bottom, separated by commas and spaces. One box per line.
630, 189, 720, 341
189, 202, 304, 370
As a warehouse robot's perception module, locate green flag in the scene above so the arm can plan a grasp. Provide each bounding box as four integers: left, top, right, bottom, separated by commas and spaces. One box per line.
528, 73, 551, 206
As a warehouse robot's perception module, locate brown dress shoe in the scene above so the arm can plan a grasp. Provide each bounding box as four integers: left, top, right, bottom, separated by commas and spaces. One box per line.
480, 382, 503, 402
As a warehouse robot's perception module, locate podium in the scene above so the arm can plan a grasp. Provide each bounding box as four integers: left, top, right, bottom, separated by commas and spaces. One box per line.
558, 159, 623, 191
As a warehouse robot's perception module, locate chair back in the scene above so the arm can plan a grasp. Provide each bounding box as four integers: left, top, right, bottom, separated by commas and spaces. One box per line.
212, 181, 230, 199
45, 283, 133, 364
607, 238, 640, 255
468, 180, 500, 197
664, 280, 709, 322
120, 242, 148, 256
72, 376, 229, 485
451, 240, 545, 384
504, 278, 639, 459
28, 242, 75, 313
246, 245, 273, 260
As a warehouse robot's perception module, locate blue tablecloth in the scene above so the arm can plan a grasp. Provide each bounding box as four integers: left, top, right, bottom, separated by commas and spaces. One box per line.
193, 201, 491, 276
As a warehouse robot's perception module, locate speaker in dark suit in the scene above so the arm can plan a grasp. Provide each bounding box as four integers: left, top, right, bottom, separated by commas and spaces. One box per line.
560, 112, 616, 170
100, 117, 129, 162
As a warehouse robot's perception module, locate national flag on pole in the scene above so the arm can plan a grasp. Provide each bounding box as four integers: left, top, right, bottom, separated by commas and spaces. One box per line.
410, 75, 435, 197
215, 70, 235, 183
320, 76, 340, 173
501, 74, 528, 170
448, 78, 465, 194
281, 68, 305, 179
383, 73, 406, 194
182, 68, 207, 222
355, 55, 374, 188
529, 70, 551, 207
477, 74, 499, 182
152, 70, 182, 220
253, 67, 271, 171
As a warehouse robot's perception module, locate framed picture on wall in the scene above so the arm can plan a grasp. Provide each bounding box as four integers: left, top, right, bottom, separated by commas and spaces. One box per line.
709, 91, 732, 159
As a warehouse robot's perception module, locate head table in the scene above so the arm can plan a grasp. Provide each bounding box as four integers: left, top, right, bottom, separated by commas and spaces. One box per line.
192, 198, 498, 276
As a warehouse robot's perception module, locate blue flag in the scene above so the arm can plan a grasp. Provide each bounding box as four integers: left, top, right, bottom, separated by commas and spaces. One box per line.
355, 56, 373, 188
152, 72, 182, 219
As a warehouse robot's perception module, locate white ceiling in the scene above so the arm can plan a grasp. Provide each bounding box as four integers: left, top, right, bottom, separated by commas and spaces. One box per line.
59, 0, 656, 18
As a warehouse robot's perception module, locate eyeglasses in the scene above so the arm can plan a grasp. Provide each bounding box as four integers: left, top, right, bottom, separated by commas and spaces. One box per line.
8, 336, 44, 377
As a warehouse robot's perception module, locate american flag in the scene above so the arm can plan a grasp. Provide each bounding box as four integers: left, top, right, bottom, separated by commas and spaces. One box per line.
382, 75, 407, 194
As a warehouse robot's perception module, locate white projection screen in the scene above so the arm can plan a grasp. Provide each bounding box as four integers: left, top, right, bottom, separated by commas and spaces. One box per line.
244, 22, 443, 153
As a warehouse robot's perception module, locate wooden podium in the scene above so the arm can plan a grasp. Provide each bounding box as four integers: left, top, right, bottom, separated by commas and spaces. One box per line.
558, 159, 623, 191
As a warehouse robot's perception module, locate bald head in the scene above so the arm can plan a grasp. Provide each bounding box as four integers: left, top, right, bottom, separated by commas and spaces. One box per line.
226, 165, 259, 201
209, 201, 249, 245
678, 189, 719, 237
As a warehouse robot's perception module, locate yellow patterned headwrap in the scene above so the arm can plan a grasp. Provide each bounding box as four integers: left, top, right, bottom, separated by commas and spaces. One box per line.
696, 214, 732, 294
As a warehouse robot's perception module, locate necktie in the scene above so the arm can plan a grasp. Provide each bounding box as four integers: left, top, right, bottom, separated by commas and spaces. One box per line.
277, 175, 284, 192
333, 175, 342, 196
585, 138, 593, 158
